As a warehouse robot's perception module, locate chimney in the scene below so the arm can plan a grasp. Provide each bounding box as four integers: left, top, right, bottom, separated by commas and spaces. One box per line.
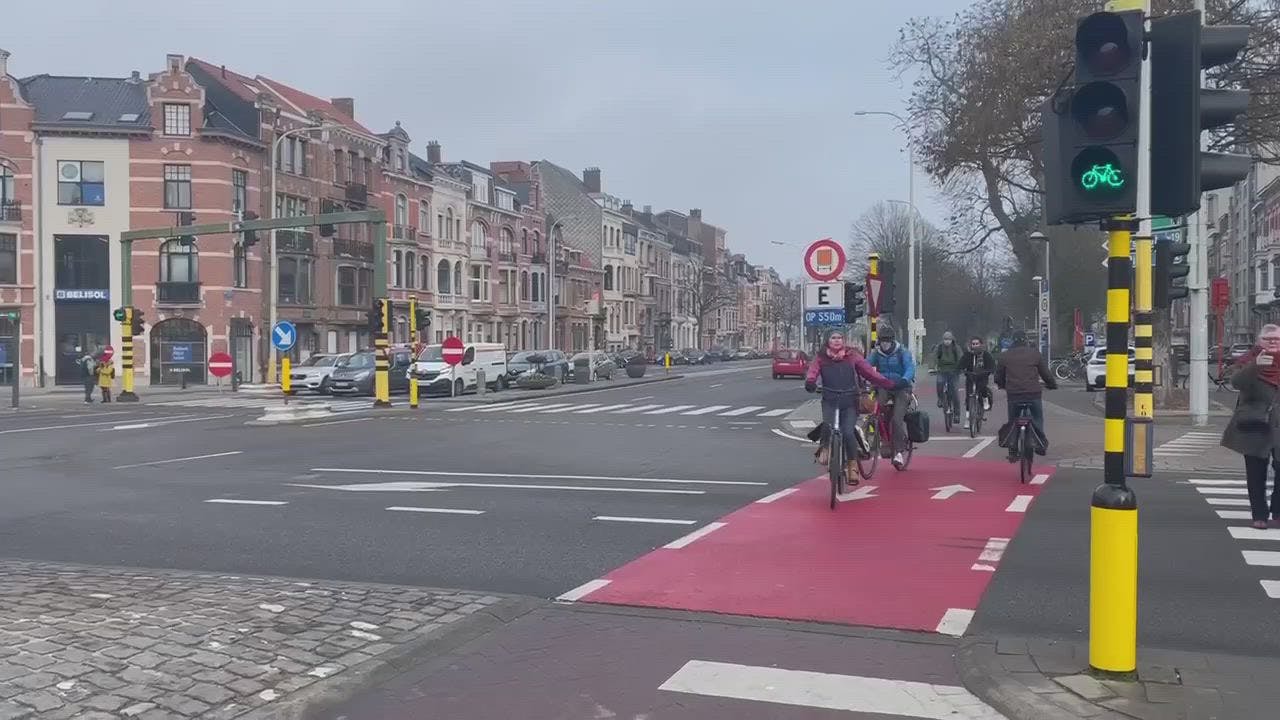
622, 201, 633, 215
129, 70, 141, 83
331, 97, 355, 118
643, 204, 652, 214
166, 53, 183, 74
583, 167, 601, 193
426, 141, 442, 164
689, 208, 702, 220
220, 64, 227, 78
0, 48, 9, 78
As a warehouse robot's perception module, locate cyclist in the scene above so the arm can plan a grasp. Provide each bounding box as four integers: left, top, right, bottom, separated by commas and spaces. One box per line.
805, 330, 905, 482
960, 335, 996, 420
994, 330, 1058, 462
934, 331, 963, 419
867, 325, 917, 469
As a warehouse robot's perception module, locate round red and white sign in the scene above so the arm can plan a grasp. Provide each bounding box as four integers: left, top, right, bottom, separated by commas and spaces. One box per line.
442, 336, 465, 366
100, 345, 114, 362
803, 238, 846, 282
208, 351, 234, 378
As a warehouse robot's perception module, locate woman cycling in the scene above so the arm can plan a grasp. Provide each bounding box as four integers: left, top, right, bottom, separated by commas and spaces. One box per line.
805, 330, 907, 482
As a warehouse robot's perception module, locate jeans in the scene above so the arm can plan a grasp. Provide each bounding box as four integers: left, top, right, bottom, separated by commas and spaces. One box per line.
820, 401, 859, 461
83, 379, 95, 402
1243, 454, 1280, 522
1006, 398, 1045, 451
936, 371, 961, 414
876, 388, 912, 453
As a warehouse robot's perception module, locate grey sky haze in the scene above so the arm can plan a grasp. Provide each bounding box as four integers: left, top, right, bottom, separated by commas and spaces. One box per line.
5, 0, 965, 275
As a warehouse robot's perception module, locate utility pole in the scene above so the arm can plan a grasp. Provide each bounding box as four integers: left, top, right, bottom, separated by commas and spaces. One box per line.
1188, 0, 1210, 426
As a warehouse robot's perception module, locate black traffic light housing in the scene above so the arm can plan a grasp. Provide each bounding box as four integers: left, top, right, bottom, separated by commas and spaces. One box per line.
240, 210, 260, 247
844, 282, 865, 321
319, 201, 337, 237
415, 306, 431, 332
878, 260, 897, 315
368, 298, 389, 334
112, 307, 127, 323
177, 211, 196, 226
130, 308, 145, 336
1149, 11, 1251, 217
1044, 10, 1144, 225
1155, 240, 1192, 309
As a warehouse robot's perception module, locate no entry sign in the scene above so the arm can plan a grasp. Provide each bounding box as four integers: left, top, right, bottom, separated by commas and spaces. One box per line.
208, 351, 234, 378
803, 238, 846, 282
442, 336, 465, 366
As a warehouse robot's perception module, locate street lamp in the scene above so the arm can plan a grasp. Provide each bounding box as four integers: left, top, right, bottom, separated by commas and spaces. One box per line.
855, 110, 921, 360
267, 122, 342, 383
1030, 230, 1050, 362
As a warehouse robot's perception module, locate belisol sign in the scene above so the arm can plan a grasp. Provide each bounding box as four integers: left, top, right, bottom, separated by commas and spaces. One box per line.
55, 289, 109, 301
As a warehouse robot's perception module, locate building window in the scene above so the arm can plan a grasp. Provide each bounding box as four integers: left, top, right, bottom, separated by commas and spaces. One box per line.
420, 254, 430, 290
454, 261, 463, 296
275, 194, 308, 217
395, 194, 408, 226
532, 230, 541, 255
232, 169, 248, 216
437, 259, 451, 294
500, 227, 514, 256
520, 271, 529, 301
0, 234, 15, 284
0, 167, 14, 207
471, 265, 482, 300
337, 266, 372, 306
604, 265, 614, 291
163, 165, 192, 209
233, 243, 247, 288
405, 251, 416, 288
333, 149, 344, 183
159, 239, 198, 283
393, 249, 403, 288
57, 160, 106, 206
419, 201, 430, 235
445, 208, 454, 240
521, 229, 529, 254
163, 104, 191, 136
279, 256, 314, 304
279, 136, 308, 176
470, 220, 486, 251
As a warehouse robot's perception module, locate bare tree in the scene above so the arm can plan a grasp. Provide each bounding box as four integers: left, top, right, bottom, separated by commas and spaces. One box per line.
769, 281, 803, 348
677, 264, 736, 348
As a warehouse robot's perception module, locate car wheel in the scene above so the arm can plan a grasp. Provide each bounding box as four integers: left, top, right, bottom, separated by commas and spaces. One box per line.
497, 376, 508, 391
318, 377, 331, 395
454, 378, 465, 396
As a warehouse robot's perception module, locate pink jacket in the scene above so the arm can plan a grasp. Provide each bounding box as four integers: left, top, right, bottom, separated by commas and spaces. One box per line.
804, 349, 896, 391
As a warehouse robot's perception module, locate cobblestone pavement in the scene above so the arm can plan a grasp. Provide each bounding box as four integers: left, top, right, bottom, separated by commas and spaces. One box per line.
0, 560, 501, 719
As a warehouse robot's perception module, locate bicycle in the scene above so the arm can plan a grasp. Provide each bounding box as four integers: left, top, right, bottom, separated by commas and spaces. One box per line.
965, 381, 986, 439
1012, 402, 1037, 484
818, 388, 862, 509
938, 373, 960, 433
1209, 364, 1240, 392
868, 389, 916, 471
1051, 350, 1088, 382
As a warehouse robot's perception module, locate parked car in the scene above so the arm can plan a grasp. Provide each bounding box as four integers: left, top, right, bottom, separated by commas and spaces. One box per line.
733, 348, 755, 360
682, 349, 710, 365
289, 353, 349, 394
328, 349, 413, 396
772, 349, 809, 379
506, 349, 570, 384
571, 352, 617, 380
410, 342, 509, 395
1085, 346, 1136, 391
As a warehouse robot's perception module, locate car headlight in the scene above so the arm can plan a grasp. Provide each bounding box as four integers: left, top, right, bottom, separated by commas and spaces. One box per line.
355, 370, 373, 380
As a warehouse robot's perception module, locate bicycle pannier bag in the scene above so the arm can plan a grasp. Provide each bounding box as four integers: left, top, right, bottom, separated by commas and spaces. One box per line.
858, 392, 876, 415
904, 409, 930, 443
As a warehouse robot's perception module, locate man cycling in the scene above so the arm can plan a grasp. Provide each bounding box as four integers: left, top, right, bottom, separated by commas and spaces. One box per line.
867, 325, 916, 469
994, 330, 1058, 462
934, 331, 963, 419
960, 336, 996, 421
805, 330, 904, 483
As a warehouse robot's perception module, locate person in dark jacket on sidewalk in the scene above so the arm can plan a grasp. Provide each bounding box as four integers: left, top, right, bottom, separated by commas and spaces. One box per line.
994, 331, 1057, 461
1220, 324, 1280, 529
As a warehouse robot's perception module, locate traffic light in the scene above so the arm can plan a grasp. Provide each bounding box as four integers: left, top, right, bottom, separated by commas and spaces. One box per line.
878, 260, 897, 315
1149, 11, 1251, 217
367, 299, 387, 333
241, 210, 260, 248
844, 282, 865, 321
130, 308, 145, 336
112, 307, 127, 323
177, 211, 196, 226
1155, 240, 1192, 309
415, 305, 431, 333
1043, 10, 1143, 225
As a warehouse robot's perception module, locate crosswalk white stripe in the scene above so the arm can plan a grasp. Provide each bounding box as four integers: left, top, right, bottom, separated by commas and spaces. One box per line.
507, 403, 575, 413
1206, 497, 1250, 506
1217, 510, 1254, 519
541, 403, 600, 413
644, 405, 697, 415
757, 408, 792, 417
615, 404, 663, 413
681, 405, 731, 416
1228, 526, 1280, 541
1243, 550, 1280, 566
472, 403, 543, 413
719, 406, 765, 416
1263, 580, 1280, 599
1190, 479, 1245, 486
1197, 487, 1248, 496
573, 404, 637, 414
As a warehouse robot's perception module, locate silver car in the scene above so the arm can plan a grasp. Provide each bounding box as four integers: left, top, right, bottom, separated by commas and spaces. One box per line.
290, 353, 350, 394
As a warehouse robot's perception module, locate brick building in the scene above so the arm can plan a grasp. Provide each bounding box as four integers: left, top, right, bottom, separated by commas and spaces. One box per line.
0, 49, 35, 387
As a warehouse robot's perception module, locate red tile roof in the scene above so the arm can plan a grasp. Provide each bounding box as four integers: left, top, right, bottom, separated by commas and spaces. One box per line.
188, 58, 371, 134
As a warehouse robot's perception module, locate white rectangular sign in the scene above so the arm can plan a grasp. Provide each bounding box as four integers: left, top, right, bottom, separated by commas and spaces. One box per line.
804, 282, 844, 309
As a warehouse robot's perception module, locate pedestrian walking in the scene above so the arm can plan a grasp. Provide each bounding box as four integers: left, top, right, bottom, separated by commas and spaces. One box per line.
1221, 324, 1280, 529
96, 352, 115, 403
78, 347, 97, 404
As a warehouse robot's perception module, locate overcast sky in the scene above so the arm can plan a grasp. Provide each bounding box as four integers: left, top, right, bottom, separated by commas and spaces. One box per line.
5, 0, 964, 277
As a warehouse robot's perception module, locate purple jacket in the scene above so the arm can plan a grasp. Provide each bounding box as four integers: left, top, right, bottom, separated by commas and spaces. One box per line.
805, 349, 895, 393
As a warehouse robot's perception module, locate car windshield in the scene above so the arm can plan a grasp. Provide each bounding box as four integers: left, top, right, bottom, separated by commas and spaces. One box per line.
775, 350, 797, 360
417, 346, 445, 362
510, 352, 538, 364
339, 353, 375, 369
299, 355, 336, 368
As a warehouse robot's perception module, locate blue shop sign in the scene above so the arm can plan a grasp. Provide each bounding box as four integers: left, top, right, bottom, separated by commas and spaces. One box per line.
168, 343, 193, 363
55, 289, 110, 302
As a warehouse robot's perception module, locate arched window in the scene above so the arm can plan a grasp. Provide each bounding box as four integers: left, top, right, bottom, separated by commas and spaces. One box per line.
437, 259, 451, 294
453, 261, 463, 296
405, 251, 416, 289
470, 220, 487, 250
532, 230, 541, 255
521, 228, 529, 254
520, 271, 529, 301
445, 208, 454, 240
395, 194, 408, 226
159, 239, 198, 283
420, 254, 430, 290
500, 227, 514, 255
392, 249, 403, 287
0, 165, 14, 208
603, 265, 614, 291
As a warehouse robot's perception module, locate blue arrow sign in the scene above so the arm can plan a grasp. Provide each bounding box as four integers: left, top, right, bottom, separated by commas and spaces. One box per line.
271, 320, 297, 352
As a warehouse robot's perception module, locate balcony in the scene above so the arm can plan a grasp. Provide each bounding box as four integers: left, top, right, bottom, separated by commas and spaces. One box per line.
469, 243, 490, 261
277, 229, 315, 254
392, 224, 417, 241
156, 281, 201, 305
344, 183, 368, 204
0, 201, 19, 224
497, 251, 517, 264
332, 237, 374, 261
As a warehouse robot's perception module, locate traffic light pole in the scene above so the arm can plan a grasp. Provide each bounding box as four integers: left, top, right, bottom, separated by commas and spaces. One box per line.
409, 296, 420, 409
119, 307, 137, 402
1187, 0, 1210, 426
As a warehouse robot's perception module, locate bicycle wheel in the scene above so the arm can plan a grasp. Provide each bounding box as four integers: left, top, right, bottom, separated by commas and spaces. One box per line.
828, 434, 844, 509
897, 438, 914, 471
856, 416, 879, 480
967, 397, 978, 439
944, 406, 953, 433
1052, 361, 1071, 381
1018, 430, 1032, 484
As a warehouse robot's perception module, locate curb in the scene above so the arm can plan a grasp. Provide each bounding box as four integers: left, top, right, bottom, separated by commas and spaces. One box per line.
954, 639, 1129, 720
242, 596, 545, 720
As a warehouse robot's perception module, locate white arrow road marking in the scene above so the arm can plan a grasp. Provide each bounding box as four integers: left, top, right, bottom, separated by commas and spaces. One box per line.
930, 484, 974, 500
837, 485, 878, 502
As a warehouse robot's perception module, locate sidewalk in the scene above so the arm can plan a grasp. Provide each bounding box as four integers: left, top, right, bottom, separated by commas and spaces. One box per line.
0, 559, 514, 720
957, 635, 1280, 719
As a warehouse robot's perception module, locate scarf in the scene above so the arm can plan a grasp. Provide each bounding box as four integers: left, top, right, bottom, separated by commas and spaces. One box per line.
1259, 351, 1280, 387
825, 346, 848, 363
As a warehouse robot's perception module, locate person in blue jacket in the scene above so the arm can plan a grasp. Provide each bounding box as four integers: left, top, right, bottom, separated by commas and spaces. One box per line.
867, 325, 917, 469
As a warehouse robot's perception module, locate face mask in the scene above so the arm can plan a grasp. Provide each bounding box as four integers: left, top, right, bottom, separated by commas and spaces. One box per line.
880, 342, 894, 353
944, 339, 953, 345
970, 346, 982, 353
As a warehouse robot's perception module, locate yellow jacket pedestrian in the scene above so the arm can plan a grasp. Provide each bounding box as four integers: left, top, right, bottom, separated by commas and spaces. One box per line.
96, 359, 114, 402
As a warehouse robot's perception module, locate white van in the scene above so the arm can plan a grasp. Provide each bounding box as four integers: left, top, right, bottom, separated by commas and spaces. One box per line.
408, 342, 509, 395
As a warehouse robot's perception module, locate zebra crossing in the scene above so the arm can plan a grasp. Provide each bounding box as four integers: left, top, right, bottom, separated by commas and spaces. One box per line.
1155, 430, 1221, 457
447, 400, 795, 419
145, 395, 373, 413
1189, 477, 1280, 600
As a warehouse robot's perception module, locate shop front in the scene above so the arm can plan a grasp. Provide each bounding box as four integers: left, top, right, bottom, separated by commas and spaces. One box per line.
52, 235, 111, 385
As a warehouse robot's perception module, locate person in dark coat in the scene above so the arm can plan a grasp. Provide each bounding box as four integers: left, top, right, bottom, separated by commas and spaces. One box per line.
994, 330, 1057, 461
1221, 324, 1280, 529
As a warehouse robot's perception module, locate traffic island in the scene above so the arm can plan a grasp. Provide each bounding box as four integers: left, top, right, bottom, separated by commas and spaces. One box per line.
247, 400, 336, 425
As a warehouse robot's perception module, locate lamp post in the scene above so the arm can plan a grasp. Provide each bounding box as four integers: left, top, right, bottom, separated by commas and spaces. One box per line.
855, 110, 920, 360
1031, 230, 1051, 362
267, 122, 341, 383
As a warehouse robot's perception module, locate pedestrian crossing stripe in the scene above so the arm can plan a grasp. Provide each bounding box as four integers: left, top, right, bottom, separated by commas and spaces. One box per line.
447, 402, 796, 419
146, 396, 371, 412
1189, 477, 1280, 601
1155, 431, 1221, 455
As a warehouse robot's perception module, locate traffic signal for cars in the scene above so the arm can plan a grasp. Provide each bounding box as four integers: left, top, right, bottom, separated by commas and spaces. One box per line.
844, 282, 865, 321
240, 210, 260, 247
130, 308, 145, 337
112, 307, 127, 323
1149, 11, 1251, 217
1043, 10, 1143, 225
1155, 240, 1191, 308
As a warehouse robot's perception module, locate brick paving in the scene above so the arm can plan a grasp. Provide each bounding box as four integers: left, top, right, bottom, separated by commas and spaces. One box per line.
0, 560, 500, 719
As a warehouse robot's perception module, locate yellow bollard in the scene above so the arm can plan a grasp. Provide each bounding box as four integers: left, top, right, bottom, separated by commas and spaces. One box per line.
281, 355, 291, 395
410, 377, 419, 409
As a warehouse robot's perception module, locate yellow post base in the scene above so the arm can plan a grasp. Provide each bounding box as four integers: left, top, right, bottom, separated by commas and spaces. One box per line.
374, 370, 391, 407
410, 378, 419, 409
281, 356, 292, 395
1089, 484, 1138, 674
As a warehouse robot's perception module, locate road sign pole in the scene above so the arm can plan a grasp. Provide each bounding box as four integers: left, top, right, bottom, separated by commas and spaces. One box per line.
118, 306, 138, 402
373, 298, 391, 408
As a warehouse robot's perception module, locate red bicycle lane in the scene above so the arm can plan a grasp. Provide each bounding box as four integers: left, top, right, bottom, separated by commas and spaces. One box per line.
567, 455, 1054, 637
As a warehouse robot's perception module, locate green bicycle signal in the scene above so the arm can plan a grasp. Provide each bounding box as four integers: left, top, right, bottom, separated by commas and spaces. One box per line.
1079, 163, 1126, 192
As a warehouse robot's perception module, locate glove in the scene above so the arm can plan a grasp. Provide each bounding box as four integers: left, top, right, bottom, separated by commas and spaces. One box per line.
893, 378, 910, 391
805, 381, 817, 394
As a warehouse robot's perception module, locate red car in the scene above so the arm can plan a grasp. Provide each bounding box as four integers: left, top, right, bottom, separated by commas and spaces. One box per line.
772, 349, 809, 379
